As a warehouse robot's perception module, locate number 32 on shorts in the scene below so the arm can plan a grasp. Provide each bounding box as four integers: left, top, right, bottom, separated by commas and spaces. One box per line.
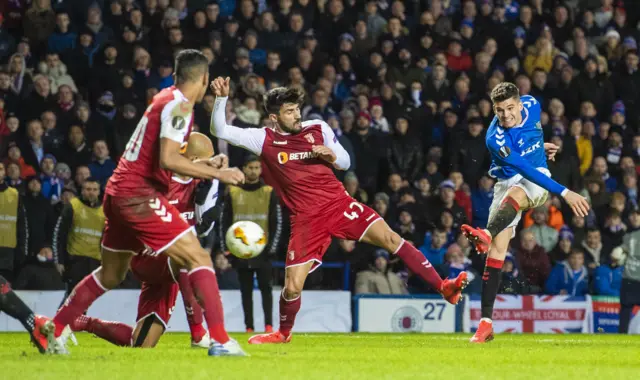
343, 202, 375, 222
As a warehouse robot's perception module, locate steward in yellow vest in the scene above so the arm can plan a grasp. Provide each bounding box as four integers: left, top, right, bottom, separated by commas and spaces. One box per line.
218, 155, 282, 332
0, 163, 27, 282
53, 178, 104, 294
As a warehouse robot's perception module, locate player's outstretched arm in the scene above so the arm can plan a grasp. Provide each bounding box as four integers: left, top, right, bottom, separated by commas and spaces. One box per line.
160, 138, 244, 184
489, 141, 590, 217
317, 121, 351, 170
210, 77, 266, 155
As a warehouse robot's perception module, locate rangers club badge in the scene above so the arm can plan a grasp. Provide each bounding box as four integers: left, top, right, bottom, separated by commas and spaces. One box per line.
304, 133, 315, 144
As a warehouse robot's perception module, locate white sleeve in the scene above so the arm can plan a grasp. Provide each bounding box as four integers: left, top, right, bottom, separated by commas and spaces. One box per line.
195, 179, 220, 237
160, 98, 192, 143
210, 96, 266, 155
320, 121, 351, 170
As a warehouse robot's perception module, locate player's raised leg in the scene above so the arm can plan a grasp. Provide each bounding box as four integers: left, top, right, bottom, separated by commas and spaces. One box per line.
43, 249, 132, 354
470, 227, 511, 343
461, 186, 530, 253
0, 275, 50, 353
248, 261, 312, 344
164, 230, 246, 356
360, 219, 468, 304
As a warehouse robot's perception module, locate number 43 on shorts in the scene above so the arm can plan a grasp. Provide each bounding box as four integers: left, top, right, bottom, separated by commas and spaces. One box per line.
343, 201, 376, 222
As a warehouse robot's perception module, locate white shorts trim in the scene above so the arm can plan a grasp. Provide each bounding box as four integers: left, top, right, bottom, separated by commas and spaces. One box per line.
101, 244, 138, 255
358, 217, 383, 242
91, 267, 108, 292
285, 258, 323, 273
188, 266, 216, 276
156, 225, 196, 255
136, 312, 168, 330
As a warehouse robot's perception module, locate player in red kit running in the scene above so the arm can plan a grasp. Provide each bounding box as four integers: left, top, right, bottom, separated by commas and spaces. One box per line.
69, 133, 223, 349
41, 51, 247, 357
210, 77, 468, 344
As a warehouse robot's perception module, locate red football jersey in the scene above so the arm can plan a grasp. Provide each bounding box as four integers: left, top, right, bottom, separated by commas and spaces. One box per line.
260, 123, 347, 215
166, 176, 200, 226
106, 86, 193, 196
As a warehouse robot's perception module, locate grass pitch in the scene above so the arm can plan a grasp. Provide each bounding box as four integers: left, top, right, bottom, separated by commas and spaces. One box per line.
1, 333, 639, 380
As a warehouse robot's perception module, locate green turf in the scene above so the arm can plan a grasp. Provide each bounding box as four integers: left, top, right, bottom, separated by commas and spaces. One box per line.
1, 333, 639, 380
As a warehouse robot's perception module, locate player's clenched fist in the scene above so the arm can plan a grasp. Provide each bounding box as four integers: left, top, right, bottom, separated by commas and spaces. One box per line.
544, 142, 559, 161
312, 145, 337, 164
217, 167, 245, 185
210, 77, 230, 97
563, 190, 591, 218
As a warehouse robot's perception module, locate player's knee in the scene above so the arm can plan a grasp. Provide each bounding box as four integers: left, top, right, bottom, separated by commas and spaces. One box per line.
383, 230, 402, 253
283, 286, 301, 300
95, 268, 125, 289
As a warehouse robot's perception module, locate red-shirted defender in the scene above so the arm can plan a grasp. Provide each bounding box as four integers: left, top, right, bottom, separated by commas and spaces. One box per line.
210, 77, 469, 344
69, 133, 223, 349
41, 51, 247, 356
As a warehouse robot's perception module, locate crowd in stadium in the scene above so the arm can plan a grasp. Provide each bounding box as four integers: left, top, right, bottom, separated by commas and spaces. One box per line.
1, 0, 639, 298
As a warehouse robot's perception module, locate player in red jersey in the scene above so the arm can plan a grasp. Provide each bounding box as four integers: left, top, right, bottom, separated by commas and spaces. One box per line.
69, 133, 222, 349
210, 77, 469, 344
41, 51, 247, 356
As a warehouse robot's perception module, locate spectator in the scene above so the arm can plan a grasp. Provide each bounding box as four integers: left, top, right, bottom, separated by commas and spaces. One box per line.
387, 116, 423, 183
23, 0, 56, 55
47, 10, 76, 55
439, 243, 480, 293
449, 117, 490, 190
545, 248, 589, 296
498, 255, 528, 295
582, 228, 613, 269
430, 180, 468, 230
213, 252, 240, 290
419, 228, 449, 266
594, 246, 624, 296
514, 230, 552, 293
40, 111, 64, 156
53, 178, 102, 300
619, 228, 640, 333
395, 208, 422, 247
547, 134, 582, 190
524, 36, 558, 75
38, 52, 77, 96
354, 249, 407, 295
0, 163, 27, 282
471, 174, 494, 229
4, 143, 36, 179
343, 171, 368, 204
549, 226, 574, 266
87, 140, 116, 189
523, 206, 559, 252
449, 171, 472, 223
59, 125, 92, 172
13, 176, 61, 290
372, 192, 394, 225
39, 154, 62, 204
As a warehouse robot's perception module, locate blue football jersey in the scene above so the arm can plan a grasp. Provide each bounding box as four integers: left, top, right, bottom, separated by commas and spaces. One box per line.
485, 95, 567, 195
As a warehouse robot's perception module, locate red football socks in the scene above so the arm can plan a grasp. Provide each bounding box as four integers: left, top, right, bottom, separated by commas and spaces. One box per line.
395, 240, 444, 290
178, 270, 206, 341
73, 315, 132, 346
189, 267, 229, 344
53, 271, 107, 337
279, 292, 301, 338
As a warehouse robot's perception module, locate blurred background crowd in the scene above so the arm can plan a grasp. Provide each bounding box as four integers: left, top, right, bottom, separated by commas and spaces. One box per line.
1, 0, 640, 301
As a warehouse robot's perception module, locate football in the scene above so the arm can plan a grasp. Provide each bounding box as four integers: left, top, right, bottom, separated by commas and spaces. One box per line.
225, 221, 267, 259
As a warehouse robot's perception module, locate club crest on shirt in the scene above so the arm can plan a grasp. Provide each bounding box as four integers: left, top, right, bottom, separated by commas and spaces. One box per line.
304, 133, 315, 144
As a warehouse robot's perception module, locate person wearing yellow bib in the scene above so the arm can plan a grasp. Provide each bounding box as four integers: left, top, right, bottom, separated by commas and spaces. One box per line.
53, 177, 104, 300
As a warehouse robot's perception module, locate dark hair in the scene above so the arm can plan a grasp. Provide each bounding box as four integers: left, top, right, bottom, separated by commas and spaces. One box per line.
243, 154, 260, 167
490, 82, 520, 104
586, 227, 600, 235
263, 87, 305, 114
83, 177, 100, 185
174, 49, 208, 84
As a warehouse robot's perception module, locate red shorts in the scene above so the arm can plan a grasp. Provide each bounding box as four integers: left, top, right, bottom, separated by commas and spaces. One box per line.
101, 192, 194, 254
286, 196, 382, 273
130, 254, 179, 327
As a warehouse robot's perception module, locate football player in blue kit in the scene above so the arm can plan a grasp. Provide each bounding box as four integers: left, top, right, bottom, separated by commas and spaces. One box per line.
461, 82, 590, 343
